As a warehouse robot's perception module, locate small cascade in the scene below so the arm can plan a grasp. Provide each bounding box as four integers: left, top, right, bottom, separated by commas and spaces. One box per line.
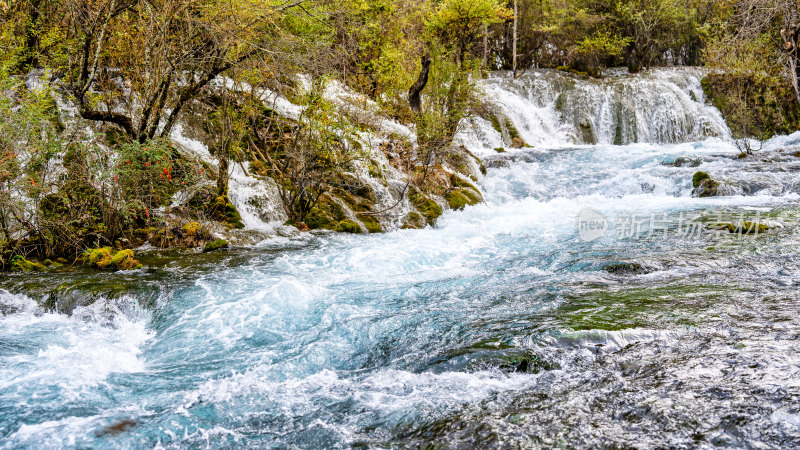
459, 67, 731, 153
228, 163, 288, 229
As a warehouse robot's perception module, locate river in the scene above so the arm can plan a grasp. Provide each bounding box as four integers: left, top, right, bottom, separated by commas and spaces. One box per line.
2, 69, 800, 448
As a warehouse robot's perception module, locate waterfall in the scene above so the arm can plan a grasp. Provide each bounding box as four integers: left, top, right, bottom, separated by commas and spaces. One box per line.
457, 68, 731, 153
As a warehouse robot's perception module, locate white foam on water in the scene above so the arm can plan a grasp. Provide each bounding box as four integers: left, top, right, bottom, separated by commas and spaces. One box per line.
0, 292, 152, 402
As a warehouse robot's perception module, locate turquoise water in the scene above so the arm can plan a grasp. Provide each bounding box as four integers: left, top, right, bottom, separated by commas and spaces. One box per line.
2, 141, 800, 448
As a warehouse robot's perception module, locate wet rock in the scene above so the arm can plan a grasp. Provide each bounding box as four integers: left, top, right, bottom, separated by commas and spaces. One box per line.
203, 239, 229, 252
663, 156, 702, 167
693, 171, 711, 187
693, 178, 720, 197
602, 262, 645, 274
578, 117, 597, 144
708, 222, 770, 235
512, 137, 526, 148
96, 419, 137, 437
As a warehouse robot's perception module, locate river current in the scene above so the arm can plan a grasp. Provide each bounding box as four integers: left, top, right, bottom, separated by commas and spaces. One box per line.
2, 70, 800, 448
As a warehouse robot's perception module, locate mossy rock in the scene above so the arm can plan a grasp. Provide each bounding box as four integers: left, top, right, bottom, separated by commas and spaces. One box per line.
203, 239, 229, 252
109, 249, 143, 270
401, 212, 425, 229
9, 255, 46, 272
445, 188, 481, 211
305, 195, 346, 230
494, 147, 506, 153
449, 173, 478, 191
408, 187, 442, 226
692, 171, 710, 188
356, 213, 383, 233
739, 221, 770, 234
694, 178, 720, 198
207, 196, 244, 229
708, 222, 770, 234
85, 247, 113, 268
336, 220, 362, 234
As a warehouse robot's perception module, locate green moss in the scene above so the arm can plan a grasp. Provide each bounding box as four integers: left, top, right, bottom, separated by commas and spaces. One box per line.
707, 222, 770, 234
356, 213, 383, 233
401, 212, 425, 229
9, 255, 46, 272
203, 239, 229, 252
445, 188, 481, 211
494, 147, 506, 153
692, 171, 710, 188
208, 196, 244, 229
305, 195, 346, 230
449, 173, 478, 191
408, 186, 442, 226
85, 247, 113, 268
109, 249, 142, 270
739, 222, 770, 234
183, 222, 203, 236
336, 220, 362, 234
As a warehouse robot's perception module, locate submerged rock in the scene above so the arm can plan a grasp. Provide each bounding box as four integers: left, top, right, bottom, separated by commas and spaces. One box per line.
663, 156, 702, 167
708, 222, 770, 235
602, 262, 645, 274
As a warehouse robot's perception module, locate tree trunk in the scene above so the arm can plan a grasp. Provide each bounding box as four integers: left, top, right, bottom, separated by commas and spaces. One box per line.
408, 54, 431, 114
483, 24, 488, 67
217, 149, 229, 196
512, 0, 518, 78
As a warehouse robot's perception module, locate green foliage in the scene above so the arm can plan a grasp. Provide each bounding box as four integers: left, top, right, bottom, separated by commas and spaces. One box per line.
702, 73, 800, 141
9, 255, 45, 272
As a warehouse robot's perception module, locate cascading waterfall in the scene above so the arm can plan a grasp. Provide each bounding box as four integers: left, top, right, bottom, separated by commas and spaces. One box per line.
456, 67, 731, 152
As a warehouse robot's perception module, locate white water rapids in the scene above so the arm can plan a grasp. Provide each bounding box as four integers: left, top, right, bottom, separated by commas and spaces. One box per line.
3, 68, 800, 448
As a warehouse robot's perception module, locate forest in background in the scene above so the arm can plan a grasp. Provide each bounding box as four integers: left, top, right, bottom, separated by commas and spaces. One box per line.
1, 0, 800, 270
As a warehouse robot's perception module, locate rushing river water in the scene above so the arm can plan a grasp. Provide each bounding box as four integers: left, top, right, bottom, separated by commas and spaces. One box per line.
3, 70, 800, 448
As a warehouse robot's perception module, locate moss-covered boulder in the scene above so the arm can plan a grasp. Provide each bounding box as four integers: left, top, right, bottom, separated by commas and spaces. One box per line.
693, 178, 720, 197
203, 239, 229, 252
9, 255, 46, 272
109, 249, 143, 270
692, 171, 710, 188
86, 247, 113, 268
207, 196, 244, 229
408, 186, 442, 226
355, 213, 383, 233
336, 220, 362, 234
85, 247, 141, 270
